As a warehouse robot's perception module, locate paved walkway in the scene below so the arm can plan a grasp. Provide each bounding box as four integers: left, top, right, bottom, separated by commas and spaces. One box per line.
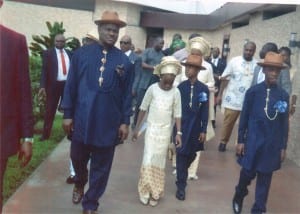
3, 112, 300, 214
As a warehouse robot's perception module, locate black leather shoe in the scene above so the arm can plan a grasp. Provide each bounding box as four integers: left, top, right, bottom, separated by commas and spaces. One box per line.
212, 120, 216, 129
66, 175, 75, 184
218, 143, 226, 152
176, 189, 185, 201
232, 193, 244, 214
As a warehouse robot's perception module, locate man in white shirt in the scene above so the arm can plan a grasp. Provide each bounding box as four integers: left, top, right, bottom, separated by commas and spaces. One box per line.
216, 41, 257, 152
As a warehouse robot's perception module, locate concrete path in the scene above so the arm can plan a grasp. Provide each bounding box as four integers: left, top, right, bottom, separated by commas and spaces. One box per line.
3, 112, 300, 214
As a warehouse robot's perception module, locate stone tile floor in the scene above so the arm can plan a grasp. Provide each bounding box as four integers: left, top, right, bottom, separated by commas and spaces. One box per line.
3, 112, 300, 214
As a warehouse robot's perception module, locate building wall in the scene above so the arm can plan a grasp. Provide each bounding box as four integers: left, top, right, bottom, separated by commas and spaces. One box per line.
1, 1, 96, 45
2, 1, 300, 165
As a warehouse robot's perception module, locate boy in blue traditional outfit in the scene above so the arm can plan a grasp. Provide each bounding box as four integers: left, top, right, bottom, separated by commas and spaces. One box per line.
232, 52, 289, 214
175, 54, 209, 201
61, 11, 133, 214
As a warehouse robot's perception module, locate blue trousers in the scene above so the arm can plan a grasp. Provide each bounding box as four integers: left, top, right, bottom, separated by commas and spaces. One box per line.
71, 140, 115, 211
235, 168, 273, 214
176, 153, 196, 191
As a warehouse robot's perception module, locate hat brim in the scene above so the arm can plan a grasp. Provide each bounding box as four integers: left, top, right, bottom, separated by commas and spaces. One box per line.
257, 62, 287, 69
86, 34, 99, 41
94, 20, 127, 28
181, 62, 206, 70
153, 63, 182, 76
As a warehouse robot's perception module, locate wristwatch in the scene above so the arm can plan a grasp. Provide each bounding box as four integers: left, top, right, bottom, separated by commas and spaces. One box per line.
177, 131, 183, 136
22, 138, 34, 144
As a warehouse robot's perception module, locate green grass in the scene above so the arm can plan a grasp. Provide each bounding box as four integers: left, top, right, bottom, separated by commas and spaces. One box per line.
3, 114, 66, 203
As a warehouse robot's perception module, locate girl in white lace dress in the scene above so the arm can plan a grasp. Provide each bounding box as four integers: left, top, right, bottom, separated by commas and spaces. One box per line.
132, 56, 182, 206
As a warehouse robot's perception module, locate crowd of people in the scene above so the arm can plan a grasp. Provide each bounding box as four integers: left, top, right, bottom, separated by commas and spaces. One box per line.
1, 5, 298, 214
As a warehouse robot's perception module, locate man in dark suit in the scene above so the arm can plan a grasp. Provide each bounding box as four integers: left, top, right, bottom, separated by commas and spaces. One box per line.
0, 0, 34, 210
210, 47, 226, 127
38, 34, 72, 140
119, 35, 142, 127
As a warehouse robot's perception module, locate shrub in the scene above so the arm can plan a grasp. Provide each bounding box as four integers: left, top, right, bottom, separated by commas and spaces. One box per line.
29, 55, 45, 126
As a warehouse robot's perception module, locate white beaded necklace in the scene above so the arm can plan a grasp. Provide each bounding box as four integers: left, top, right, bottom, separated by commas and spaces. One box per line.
189, 84, 194, 108
264, 88, 278, 120
98, 49, 107, 87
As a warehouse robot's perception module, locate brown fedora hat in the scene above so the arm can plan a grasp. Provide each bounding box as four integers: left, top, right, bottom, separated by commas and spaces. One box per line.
94, 10, 126, 28
257, 51, 287, 69
181, 54, 206, 70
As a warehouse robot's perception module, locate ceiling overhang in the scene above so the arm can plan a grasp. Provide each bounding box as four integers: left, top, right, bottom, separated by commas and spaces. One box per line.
8, 0, 95, 11
7, 1, 298, 30
140, 3, 297, 30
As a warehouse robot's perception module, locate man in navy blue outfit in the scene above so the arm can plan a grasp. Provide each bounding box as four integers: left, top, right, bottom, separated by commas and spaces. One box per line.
62, 11, 133, 214
232, 52, 289, 214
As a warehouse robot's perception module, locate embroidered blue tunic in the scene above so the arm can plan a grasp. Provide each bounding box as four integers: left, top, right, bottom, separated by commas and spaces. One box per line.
62, 43, 133, 147
237, 82, 289, 173
176, 80, 209, 155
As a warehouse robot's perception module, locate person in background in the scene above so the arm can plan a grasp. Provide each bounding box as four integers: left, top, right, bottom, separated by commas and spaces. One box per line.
119, 34, 142, 127
0, 0, 34, 210
82, 28, 99, 46
131, 43, 135, 52
135, 48, 143, 55
61, 11, 133, 214
133, 36, 165, 127
163, 33, 185, 56
171, 39, 186, 55
175, 54, 209, 201
251, 42, 278, 86
186, 37, 215, 180
173, 33, 201, 61
251, 43, 291, 96
210, 47, 227, 128
279, 46, 297, 115
132, 56, 182, 207
38, 34, 72, 141
232, 52, 289, 214
216, 41, 257, 152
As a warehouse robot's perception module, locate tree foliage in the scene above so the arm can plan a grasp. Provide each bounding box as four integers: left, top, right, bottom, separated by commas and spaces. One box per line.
29, 21, 80, 56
